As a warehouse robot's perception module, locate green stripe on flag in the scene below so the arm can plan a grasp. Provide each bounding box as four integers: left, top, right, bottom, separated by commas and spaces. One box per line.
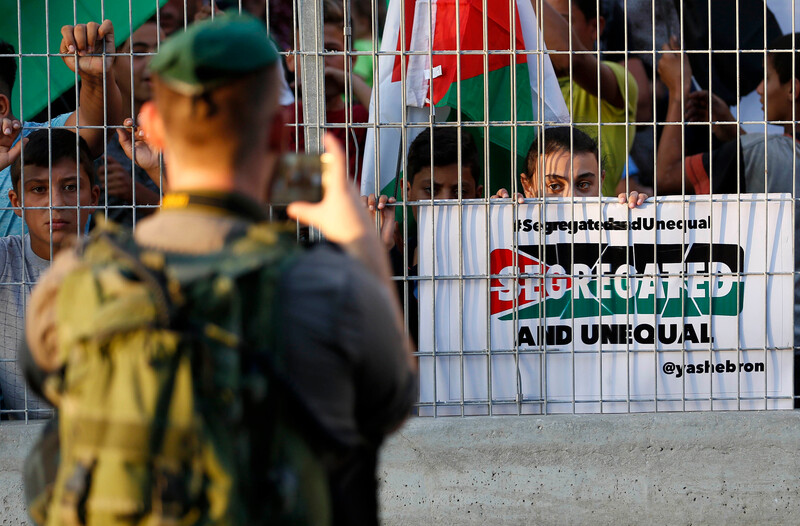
437, 62, 537, 194
2, 0, 167, 120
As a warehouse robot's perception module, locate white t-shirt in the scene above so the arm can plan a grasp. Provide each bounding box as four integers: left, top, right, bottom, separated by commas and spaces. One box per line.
0, 234, 51, 415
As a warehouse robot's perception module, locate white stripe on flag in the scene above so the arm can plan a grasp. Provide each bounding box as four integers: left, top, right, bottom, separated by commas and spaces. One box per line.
517, 0, 570, 124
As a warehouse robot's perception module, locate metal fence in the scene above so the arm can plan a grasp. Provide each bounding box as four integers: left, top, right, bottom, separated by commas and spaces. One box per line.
0, 0, 798, 420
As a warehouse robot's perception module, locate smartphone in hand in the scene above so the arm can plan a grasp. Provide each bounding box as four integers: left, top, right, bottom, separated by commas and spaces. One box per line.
270, 153, 326, 206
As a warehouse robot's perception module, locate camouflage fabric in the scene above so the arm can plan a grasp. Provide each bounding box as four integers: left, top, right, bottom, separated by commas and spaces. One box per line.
26, 220, 331, 526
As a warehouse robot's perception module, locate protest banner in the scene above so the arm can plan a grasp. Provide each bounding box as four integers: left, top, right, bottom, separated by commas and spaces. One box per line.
417, 196, 794, 414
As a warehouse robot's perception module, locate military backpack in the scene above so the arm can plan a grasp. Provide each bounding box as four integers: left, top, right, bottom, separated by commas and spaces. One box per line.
24, 221, 332, 526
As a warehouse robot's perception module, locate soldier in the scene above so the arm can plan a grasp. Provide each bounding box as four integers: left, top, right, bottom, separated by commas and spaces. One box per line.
23, 14, 415, 526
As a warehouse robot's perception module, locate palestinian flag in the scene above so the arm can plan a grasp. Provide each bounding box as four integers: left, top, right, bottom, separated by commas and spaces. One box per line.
361, 0, 569, 197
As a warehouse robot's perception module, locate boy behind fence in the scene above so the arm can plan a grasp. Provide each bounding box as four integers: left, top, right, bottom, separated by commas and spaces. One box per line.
493, 127, 648, 208
0, 129, 98, 416
365, 127, 483, 345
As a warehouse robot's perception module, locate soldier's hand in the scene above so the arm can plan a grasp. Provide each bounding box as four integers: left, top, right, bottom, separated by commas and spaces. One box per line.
287, 134, 373, 245
60, 20, 115, 78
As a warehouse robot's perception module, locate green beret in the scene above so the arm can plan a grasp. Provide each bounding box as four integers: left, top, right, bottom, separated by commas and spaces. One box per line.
149, 12, 279, 95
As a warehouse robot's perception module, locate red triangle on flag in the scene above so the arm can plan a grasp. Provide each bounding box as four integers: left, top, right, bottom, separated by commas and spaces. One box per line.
490, 248, 573, 316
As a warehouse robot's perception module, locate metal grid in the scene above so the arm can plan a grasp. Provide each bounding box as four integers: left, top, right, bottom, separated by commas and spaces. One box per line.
0, 0, 798, 420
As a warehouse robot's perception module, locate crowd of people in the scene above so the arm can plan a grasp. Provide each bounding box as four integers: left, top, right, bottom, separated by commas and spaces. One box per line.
0, 0, 796, 411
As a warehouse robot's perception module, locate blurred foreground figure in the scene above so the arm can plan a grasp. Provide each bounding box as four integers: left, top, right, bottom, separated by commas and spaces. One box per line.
22, 14, 415, 526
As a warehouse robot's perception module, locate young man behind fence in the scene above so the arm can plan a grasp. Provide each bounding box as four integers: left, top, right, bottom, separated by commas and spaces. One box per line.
365, 127, 484, 346
93, 17, 163, 227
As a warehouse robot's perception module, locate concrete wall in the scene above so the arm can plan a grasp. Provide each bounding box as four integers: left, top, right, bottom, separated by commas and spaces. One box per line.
378, 412, 800, 525
3, 413, 800, 525
0, 422, 39, 525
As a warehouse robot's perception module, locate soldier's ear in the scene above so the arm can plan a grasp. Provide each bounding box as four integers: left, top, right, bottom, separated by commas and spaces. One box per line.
138, 101, 166, 151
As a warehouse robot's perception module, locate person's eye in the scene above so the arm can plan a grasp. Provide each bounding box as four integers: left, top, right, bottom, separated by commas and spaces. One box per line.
547, 183, 562, 193
30, 186, 47, 194
64, 184, 77, 192
577, 181, 591, 190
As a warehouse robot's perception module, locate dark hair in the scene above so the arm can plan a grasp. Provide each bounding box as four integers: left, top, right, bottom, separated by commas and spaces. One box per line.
0, 39, 17, 98
406, 127, 481, 186
523, 126, 599, 186
769, 33, 800, 85
10, 129, 97, 192
572, 0, 600, 21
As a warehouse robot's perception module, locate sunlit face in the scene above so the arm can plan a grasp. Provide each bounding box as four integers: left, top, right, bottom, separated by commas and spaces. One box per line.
757, 57, 796, 122
113, 22, 164, 107
521, 150, 602, 198
407, 164, 483, 220
9, 159, 99, 260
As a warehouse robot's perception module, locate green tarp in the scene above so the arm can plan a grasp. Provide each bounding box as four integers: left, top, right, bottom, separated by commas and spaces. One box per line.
1, 0, 166, 120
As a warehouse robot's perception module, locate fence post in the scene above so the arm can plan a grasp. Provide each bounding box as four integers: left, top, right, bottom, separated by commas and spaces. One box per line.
297, 0, 325, 154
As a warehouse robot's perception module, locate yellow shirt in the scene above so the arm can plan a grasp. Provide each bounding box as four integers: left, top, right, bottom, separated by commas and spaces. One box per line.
559, 61, 638, 196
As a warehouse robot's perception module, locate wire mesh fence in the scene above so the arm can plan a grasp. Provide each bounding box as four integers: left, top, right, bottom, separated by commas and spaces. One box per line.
0, 0, 798, 420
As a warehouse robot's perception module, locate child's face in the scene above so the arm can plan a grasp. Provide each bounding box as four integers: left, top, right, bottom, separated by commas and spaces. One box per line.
757, 57, 796, 123
521, 150, 601, 198
9, 158, 99, 259
407, 163, 483, 220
